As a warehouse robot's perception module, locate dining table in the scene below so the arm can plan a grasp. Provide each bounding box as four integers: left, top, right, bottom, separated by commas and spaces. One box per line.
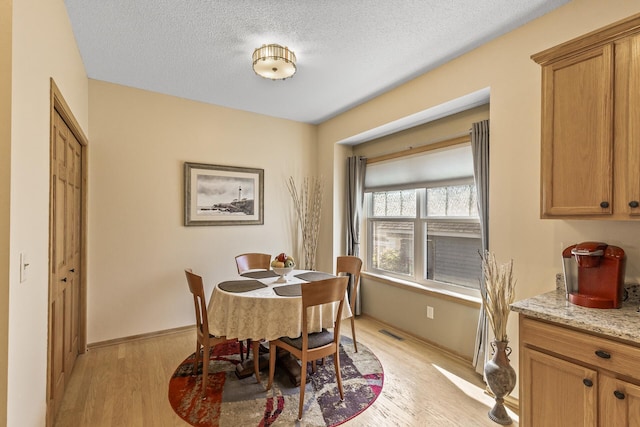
207, 269, 352, 384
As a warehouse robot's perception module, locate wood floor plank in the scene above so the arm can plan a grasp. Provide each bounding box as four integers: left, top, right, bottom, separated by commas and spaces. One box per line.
54, 317, 518, 426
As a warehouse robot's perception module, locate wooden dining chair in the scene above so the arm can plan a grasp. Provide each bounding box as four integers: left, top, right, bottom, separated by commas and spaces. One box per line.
235, 253, 271, 274
233, 253, 272, 363
184, 269, 259, 398
266, 276, 349, 421
336, 255, 363, 352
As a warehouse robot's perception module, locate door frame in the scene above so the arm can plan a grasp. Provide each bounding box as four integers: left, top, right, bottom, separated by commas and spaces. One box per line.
46, 78, 88, 426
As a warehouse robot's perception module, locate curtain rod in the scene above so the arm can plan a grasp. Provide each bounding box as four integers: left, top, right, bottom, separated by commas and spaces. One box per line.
366, 134, 471, 164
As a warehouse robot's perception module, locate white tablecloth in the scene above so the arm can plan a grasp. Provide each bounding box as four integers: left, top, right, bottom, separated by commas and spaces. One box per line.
207, 270, 352, 341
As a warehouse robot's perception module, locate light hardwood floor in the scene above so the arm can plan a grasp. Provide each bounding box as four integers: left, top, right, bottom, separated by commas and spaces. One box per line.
54, 316, 519, 426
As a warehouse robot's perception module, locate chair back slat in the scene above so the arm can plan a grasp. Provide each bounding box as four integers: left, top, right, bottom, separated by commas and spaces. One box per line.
235, 253, 271, 274
184, 269, 209, 337
336, 256, 362, 310
300, 276, 349, 348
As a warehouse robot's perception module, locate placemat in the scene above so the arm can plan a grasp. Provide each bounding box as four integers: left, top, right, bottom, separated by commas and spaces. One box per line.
218, 280, 267, 293
294, 271, 337, 282
240, 270, 279, 279
273, 284, 301, 297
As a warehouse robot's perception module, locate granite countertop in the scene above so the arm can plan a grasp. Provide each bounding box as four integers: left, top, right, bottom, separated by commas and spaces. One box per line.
510, 289, 640, 345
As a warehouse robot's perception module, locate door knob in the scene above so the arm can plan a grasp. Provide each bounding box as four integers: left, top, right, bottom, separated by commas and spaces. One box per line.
61, 277, 67, 282
583, 378, 593, 387
70, 268, 75, 273
629, 201, 639, 208
600, 201, 610, 208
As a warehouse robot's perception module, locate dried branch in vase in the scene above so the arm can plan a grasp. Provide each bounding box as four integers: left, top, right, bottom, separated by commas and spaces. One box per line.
287, 176, 324, 270
479, 250, 516, 342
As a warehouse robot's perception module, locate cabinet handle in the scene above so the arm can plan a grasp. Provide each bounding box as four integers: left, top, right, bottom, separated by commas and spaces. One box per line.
595, 350, 611, 359
70, 268, 75, 273
583, 378, 593, 387
614, 390, 625, 400
629, 201, 639, 208
61, 277, 67, 282
600, 201, 610, 208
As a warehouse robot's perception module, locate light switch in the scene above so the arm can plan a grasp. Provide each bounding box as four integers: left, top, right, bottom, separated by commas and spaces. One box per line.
20, 252, 29, 283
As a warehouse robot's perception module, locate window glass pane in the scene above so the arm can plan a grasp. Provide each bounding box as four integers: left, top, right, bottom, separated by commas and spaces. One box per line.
425, 221, 482, 289
447, 185, 471, 216
470, 186, 478, 217
401, 190, 416, 216
372, 192, 386, 216
371, 221, 414, 275
426, 187, 446, 216
386, 191, 401, 216
427, 184, 478, 217
371, 190, 416, 217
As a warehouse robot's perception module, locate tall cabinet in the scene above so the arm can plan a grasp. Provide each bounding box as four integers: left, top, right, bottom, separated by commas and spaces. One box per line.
532, 13, 640, 219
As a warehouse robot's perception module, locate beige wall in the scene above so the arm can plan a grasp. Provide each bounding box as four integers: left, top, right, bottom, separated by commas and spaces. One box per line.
318, 0, 640, 398
0, 0, 12, 424
353, 104, 489, 157
9, 0, 88, 425
87, 80, 317, 342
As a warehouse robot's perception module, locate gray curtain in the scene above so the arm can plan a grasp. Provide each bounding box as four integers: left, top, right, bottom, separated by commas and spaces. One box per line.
346, 156, 366, 314
470, 119, 490, 375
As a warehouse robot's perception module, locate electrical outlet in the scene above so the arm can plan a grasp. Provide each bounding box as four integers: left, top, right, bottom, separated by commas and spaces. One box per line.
427, 306, 434, 319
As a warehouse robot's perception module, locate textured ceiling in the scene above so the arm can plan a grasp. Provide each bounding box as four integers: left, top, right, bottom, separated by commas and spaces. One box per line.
64, 0, 569, 125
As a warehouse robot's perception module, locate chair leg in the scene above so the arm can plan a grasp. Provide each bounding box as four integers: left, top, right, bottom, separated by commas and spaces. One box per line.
239, 340, 245, 362
252, 340, 261, 384
201, 343, 210, 399
193, 342, 200, 374
334, 349, 344, 401
351, 316, 358, 353
266, 342, 276, 391
298, 353, 307, 420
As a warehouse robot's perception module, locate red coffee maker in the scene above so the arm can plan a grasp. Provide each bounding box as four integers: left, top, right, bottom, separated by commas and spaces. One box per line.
562, 242, 626, 309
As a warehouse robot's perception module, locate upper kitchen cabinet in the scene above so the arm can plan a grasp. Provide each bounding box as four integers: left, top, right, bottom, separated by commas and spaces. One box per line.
533, 14, 640, 220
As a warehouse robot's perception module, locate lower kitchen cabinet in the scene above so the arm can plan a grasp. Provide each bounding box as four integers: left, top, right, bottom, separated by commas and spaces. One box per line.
519, 315, 640, 427
599, 374, 640, 427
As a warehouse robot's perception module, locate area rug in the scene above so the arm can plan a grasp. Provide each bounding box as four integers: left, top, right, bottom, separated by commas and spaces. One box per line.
168, 337, 383, 426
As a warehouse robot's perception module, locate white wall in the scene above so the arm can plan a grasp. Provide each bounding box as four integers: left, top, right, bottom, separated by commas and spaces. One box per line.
9, 0, 88, 425
87, 80, 317, 343
318, 0, 640, 398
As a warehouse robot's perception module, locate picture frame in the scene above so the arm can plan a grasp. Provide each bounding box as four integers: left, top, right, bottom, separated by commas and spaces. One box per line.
184, 162, 264, 226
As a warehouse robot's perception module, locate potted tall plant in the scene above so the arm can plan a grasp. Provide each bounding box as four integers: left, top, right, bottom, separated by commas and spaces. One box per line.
479, 250, 517, 425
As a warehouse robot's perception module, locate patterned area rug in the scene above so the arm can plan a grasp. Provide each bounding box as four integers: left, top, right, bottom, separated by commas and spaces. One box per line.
168, 337, 383, 426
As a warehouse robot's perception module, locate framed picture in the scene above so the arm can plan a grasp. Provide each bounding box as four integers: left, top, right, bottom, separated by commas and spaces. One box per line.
184, 162, 264, 226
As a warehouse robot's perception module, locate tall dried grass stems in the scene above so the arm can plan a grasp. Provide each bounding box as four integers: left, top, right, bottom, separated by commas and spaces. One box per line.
287, 176, 324, 270
479, 250, 516, 342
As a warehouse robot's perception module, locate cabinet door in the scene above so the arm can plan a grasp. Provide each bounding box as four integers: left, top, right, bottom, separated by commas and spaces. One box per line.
540, 44, 614, 217
522, 347, 597, 427
599, 374, 640, 427
614, 33, 640, 216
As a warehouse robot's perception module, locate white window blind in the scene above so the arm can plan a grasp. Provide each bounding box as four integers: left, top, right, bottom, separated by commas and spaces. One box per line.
364, 144, 474, 192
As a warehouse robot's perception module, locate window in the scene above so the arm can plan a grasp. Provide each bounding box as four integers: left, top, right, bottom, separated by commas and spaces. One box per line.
367, 183, 482, 293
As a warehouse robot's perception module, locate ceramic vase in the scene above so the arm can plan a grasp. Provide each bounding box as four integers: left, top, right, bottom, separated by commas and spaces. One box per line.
484, 340, 516, 425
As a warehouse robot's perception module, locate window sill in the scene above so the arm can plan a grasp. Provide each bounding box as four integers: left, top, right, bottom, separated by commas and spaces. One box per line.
361, 271, 482, 308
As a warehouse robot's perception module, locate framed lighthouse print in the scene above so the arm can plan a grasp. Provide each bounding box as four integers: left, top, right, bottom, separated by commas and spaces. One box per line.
184, 162, 264, 226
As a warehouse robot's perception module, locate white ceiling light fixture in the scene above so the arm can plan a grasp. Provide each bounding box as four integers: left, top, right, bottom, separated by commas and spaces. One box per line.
252, 44, 297, 80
